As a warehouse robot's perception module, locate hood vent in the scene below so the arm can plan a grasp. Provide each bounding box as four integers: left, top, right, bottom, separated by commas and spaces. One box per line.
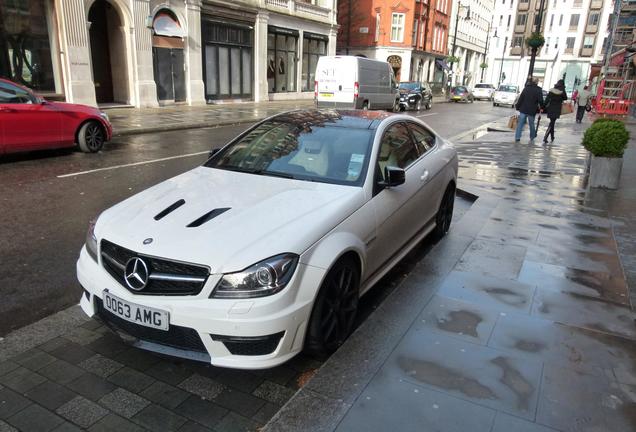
154, 199, 186, 221
187, 208, 231, 228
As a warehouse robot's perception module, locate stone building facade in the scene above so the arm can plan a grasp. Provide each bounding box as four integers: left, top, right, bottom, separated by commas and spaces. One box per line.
0, 0, 337, 107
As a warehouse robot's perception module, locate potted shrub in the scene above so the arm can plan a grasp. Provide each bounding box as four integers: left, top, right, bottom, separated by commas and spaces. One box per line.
446, 55, 460, 64
583, 118, 630, 189
480, 62, 488, 69
525, 32, 545, 49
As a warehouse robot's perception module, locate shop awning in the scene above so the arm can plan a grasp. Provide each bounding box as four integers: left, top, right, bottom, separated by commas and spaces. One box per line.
153, 12, 186, 38
435, 59, 450, 71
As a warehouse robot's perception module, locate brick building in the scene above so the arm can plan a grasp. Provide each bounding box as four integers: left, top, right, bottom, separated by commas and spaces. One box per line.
337, 0, 452, 93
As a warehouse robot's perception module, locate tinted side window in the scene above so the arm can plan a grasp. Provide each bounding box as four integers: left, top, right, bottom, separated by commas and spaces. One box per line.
0, 82, 35, 104
407, 123, 436, 155
377, 123, 419, 179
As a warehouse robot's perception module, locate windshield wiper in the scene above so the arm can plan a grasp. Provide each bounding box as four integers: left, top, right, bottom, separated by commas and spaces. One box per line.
219, 165, 296, 179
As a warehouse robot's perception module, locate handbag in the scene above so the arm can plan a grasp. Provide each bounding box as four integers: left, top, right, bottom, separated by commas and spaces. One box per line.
508, 114, 518, 129
585, 101, 592, 112
561, 102, 574, 115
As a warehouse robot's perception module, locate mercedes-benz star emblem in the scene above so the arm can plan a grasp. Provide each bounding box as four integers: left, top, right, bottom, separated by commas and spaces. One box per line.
143, 238, 153, 245
124, 257, 149, 291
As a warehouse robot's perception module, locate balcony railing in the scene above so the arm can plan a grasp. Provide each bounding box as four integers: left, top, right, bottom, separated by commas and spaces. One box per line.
510, 46, 522, 55
565, 47, 574, 54
590, 0, 603, 9
580, 47, 594, 56
586, 24, 598, 33
265, 0, 332, 20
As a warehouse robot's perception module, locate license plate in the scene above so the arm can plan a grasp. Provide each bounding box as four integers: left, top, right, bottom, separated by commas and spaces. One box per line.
452, 96, 461, 100
320, 92, 333, 98
102, 290, 169, 331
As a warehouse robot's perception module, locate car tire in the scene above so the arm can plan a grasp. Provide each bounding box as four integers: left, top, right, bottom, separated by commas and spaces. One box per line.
305, 256, 360, 357
493, 102, 498, 107
416, 99, 422, 111
362, 101, 369, 110
77, 121, 105, 153
426, 100, 432, 110
433, 184, 455, 239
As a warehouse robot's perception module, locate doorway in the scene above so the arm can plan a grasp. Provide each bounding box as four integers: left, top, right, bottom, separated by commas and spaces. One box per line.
152, 10, 186, 104
88, 0, 129, 104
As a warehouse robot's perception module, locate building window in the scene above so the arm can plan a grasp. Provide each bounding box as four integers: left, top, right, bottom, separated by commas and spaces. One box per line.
516, 14, 527, 26
0, 0, 58, 93
507, 15, 511, 29
302, 33, 327, 92
588, 13, 599, 26
375, 13, 381, 42
554, 37, 559, 48
559, 14, 563, 26
391, 13, 405, 42
534, 14, 541, 26
512, 36, 524, 47
565, 37, 575, 52
499, 15, 503, 26
569, 14, 579, 28
601, 36, 608, 53
545, 37, 550, 53
412, 20, 418, 46
267, 27, 298, 93
550, 14, 554, 29
583, 35, 594, 49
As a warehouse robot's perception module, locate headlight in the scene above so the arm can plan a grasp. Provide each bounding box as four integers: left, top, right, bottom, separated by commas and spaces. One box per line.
212, 254, 299, 299
85, 218, 98, 262
99, 112, 109, 122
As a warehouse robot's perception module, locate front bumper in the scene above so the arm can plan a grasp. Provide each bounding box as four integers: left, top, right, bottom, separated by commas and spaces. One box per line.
77, 246, 322, 369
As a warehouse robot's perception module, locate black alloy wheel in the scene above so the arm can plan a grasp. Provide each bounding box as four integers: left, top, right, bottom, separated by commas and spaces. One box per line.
78, 121, 105, 153
433, 184, 455, 239
416, 99, 422, 111
305, 257, 360, 356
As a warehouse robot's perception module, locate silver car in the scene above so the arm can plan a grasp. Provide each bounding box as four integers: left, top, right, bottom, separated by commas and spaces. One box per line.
493, 84, 519, 107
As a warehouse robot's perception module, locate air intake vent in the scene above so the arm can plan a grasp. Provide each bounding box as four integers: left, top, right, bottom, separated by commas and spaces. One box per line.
187, 208, 230, 228
154, 199, 186, 221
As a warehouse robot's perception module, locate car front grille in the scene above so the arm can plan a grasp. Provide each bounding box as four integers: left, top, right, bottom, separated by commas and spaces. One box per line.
100, 239, 209, 296
95, 298, 208, 353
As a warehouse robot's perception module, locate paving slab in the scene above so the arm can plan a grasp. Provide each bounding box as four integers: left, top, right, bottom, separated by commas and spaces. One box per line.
537, 362, 636, 432
6, 403, 65, 432
455, 239, 527, 280
334, 372, 496, 432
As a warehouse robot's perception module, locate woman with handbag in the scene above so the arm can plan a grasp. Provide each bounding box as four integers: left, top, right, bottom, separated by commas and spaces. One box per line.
542, 80, 568, 143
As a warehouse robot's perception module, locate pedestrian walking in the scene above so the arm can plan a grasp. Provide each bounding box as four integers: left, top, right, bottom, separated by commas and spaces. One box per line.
572, 88, 579, 107
514, 77, 544, 143
575, 85, 592, 123
542, 80, 568, 143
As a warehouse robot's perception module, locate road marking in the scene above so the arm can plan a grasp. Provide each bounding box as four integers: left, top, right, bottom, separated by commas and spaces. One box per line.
57, 151, 210, 178
416, 112, 439, 118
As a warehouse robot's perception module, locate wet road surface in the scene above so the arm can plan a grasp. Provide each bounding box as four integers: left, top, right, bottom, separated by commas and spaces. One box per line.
0, 101, 502, 335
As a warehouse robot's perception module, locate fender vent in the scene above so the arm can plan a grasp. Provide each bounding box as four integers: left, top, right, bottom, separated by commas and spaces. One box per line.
187, 208, 231, 227
154, 199, 186, 220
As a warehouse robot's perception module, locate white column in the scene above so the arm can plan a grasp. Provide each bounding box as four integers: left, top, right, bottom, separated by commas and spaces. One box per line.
254, 11, 269, 102
186, 0, 205, 105
132, 0, 157, 107
328, 27, 338, 55
59, 0, 96, 105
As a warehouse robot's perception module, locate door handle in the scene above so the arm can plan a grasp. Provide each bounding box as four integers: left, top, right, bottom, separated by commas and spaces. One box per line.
420, 170, 430, 182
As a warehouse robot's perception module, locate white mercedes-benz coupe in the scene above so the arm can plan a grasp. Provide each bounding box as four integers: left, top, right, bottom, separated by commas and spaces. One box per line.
77, 109, 458, 369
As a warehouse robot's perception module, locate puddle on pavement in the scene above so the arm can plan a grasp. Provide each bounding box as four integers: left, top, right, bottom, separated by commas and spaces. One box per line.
491, 356, 534, 411
397, 356, 498, 400
436, 310, 482, 338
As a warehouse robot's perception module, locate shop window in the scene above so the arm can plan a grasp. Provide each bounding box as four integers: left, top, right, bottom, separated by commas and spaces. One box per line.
0, 0, 57, 92
268, 27, 298, 93
202, 20, 253, 100
301, 34, 327, 92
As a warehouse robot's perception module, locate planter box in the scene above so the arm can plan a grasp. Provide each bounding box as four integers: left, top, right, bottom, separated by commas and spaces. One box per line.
589, 155, 623, 189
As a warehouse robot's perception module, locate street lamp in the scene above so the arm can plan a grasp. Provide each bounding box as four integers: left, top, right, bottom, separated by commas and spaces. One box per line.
481, 19, 493, 82
494, 29, 508, 87
450, 3, 470, 88
527, 0, 548, 79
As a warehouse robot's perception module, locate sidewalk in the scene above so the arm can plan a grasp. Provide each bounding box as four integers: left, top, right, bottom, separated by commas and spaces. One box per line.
265, 116, 636, 431
106, 96, 449, 137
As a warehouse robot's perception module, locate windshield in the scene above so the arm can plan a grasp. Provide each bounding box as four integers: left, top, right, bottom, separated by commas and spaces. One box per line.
399, 82, 418, 90
498, 85, 518, 93
453, 86, 467, 92
205, 120, 374, 186
475, 84, 493, 89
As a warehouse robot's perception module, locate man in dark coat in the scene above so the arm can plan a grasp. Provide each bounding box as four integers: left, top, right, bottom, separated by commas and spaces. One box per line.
514, 77, 544, 142
542, 80, 568, 143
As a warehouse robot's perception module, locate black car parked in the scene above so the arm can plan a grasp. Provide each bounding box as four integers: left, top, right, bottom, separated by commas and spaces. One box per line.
398, 81, 433, 111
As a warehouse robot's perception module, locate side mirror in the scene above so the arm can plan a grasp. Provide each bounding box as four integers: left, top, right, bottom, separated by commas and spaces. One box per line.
383, 166, 405, 187
208, 148, 220, 159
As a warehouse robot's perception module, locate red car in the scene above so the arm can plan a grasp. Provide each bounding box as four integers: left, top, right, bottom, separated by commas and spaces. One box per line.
0, 78, 112, 155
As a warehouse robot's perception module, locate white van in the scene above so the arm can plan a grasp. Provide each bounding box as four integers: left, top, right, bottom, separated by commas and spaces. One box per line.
315, 56, 399, 110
